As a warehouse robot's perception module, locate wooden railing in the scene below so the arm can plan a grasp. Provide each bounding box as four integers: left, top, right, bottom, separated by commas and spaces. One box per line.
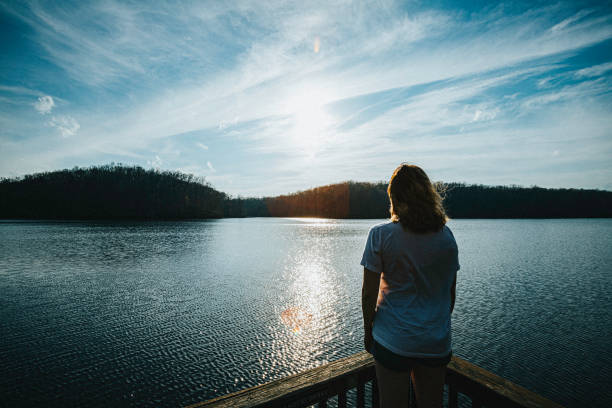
186, 352, 564, 408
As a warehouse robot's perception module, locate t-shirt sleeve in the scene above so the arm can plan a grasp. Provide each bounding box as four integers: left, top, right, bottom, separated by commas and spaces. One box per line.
360, 226, 383, 273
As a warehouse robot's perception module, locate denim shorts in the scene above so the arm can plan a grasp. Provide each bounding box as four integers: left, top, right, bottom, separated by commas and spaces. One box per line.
371, 340, 452, 372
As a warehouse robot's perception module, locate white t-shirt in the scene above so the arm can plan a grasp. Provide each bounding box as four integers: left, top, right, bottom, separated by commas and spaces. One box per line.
361, 221, 459, 358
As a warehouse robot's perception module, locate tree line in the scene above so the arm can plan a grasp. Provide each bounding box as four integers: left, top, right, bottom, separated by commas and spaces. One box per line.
0, 164, 226, 219
226, 182, 612, 219
1, 165, 611, 219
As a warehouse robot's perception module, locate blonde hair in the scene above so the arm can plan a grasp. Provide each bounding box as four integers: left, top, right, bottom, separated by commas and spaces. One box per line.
388, 164, 447, 233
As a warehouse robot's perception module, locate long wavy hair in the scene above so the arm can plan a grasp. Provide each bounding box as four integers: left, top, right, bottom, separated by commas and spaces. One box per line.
388, 164, 447, 233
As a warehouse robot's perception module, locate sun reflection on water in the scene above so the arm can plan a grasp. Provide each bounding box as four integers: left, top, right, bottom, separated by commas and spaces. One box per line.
284, 217, 335, 224
280, 306, 313, 334
279, 262, 327, 335
270, 251, 342, 373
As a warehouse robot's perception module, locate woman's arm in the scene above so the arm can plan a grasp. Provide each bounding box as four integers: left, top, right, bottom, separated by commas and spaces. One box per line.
450, 276, 456, 313
362, 267, 380, 353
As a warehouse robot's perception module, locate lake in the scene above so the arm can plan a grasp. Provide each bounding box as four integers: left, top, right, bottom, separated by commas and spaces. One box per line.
1, 218, 610, 407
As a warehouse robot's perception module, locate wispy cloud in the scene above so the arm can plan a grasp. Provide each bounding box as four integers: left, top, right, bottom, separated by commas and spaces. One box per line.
550, 9, 593, 32
49, 115, 79, 138
34, 95, 55, 114
575, 62, 612, 78
0, 1, 611, 193
472, 108, 499, 122
0, 85, 42, 96
147, 155, 162, 169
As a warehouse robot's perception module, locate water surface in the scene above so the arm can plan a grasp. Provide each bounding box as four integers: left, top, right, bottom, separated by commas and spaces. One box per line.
1, 218, 610, 407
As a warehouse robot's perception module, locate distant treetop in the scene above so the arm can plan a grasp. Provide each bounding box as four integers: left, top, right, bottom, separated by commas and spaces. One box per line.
1, 165, 611, 220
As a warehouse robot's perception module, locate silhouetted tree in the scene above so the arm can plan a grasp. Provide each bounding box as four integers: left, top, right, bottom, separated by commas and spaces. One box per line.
221, 181, 612, 219
0, 164, 226, 219
442, 182, 612, 218
2, 167, 610, 220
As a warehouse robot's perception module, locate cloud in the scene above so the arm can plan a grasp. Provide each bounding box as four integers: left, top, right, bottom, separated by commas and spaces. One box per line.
575, 62, 612, 78
49, 115, 79, 137
219, 117, 239, 130
521, 78, 609, 110
550, 10, 593, 32
1, 1, 612, 193
147, 155, 162, 168
207, 161, 216, 172
472, 108, 499, 122
0, 85, 41, 96
34, 95, 55, 114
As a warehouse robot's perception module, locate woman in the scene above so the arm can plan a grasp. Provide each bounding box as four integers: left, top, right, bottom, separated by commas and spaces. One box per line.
361, 164, 459, 408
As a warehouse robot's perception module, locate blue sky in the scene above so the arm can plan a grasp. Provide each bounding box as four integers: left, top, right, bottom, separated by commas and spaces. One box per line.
1, 1, 611, 196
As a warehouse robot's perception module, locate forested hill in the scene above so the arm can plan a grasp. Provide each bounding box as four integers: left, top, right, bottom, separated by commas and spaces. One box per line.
0, 165, 226, 219
1, 165, 611, 219
225, 182, 612, 219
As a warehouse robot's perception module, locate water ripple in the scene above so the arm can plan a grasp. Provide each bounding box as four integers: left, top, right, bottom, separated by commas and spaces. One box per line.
0, 219, 610, 407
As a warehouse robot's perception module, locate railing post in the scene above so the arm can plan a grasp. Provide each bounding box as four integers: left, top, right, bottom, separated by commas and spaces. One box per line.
409, 377, 417, 407
448, 384, 458, 408
356, 375, 365, 408
372, 378, 380, 408
338, 390, 347, 408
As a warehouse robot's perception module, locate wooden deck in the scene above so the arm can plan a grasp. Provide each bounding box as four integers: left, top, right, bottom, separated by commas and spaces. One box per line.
187, 352, 564, 408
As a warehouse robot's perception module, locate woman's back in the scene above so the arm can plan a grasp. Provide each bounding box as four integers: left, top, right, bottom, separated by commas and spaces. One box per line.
361, 221, 459, 357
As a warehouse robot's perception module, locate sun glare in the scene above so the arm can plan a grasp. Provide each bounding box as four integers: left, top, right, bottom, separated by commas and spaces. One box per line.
285, 87, 334, 157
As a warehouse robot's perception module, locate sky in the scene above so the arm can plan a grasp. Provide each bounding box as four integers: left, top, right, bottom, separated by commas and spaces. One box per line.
0, 0, 611, 196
